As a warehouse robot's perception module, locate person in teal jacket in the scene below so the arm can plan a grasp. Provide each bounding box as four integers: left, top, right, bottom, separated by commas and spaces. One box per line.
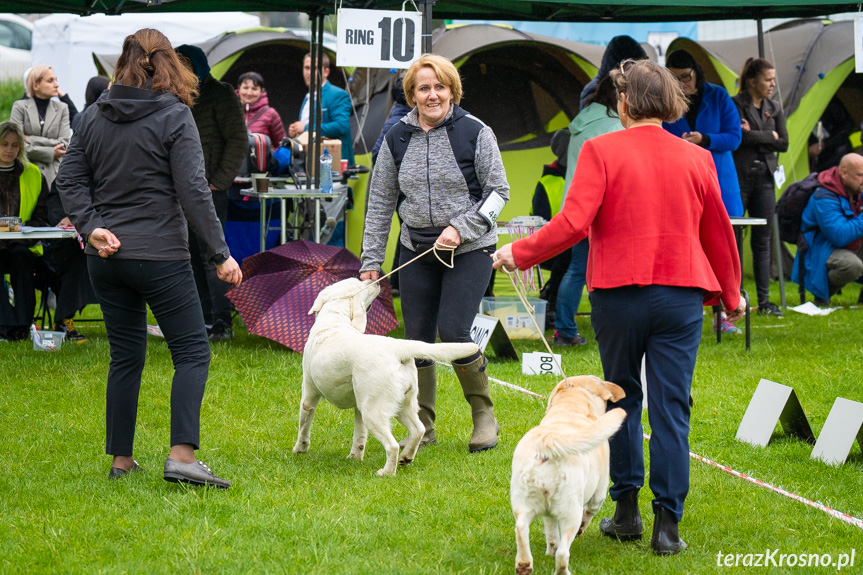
555, 76, 623, 347
663, 50, 743, 218
288, 53, 354, 165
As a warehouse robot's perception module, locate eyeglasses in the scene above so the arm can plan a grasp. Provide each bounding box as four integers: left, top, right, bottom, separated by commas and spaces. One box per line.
675, 69, 694, 83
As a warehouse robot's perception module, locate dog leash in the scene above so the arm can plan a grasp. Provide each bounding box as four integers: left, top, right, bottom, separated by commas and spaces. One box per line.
493, 254, 567, 379
351, 241, 455, 299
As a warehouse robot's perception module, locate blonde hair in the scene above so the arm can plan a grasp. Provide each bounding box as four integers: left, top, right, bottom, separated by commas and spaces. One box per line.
610, 59, 688, 123
25, 65, 54, 99
402, 54, 463, 108
114, 29, 198, 108
0, 121, 30, 167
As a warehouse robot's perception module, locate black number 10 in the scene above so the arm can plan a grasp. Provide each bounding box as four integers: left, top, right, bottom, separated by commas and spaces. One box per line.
378, 17, 416, 62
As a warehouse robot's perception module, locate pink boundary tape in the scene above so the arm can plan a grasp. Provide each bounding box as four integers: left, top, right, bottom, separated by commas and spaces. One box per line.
469, 367, 863, 531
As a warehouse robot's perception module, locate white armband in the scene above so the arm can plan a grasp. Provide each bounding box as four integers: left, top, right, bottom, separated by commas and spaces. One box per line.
478, 191, 506, 226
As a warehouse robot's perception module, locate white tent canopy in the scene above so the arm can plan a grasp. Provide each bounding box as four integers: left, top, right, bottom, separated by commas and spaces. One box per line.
30, 12, 260, 110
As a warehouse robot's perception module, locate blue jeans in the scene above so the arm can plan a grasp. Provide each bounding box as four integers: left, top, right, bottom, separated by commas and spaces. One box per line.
590, 284, 703, 523
88, 257, 211, 456
555, 239, 589, 338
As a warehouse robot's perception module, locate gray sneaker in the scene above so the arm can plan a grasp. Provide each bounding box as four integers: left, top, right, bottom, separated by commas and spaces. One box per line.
163, 458, 231, 489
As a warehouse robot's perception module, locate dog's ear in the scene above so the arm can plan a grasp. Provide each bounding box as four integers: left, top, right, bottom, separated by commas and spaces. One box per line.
603, 381, 626, 403
350, 289, 368, 332
309, 288, 328, 315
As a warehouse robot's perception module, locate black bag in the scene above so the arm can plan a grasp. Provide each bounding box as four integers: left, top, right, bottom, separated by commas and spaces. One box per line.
237, 133, 273, 177
406, 226, 446, 252
775, 172, 821, 245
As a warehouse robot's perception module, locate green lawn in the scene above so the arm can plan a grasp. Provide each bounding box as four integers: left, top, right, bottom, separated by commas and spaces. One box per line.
1, 277, 861, 574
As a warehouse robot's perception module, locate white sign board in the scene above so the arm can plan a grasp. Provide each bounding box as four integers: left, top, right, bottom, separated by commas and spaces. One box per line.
856, 19, 863, 73
522, 352, 563, 376
337, 8, 422, 69
469, 314, 499, 353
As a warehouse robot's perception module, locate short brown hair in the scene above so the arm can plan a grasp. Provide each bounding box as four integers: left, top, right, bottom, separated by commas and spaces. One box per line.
25, 65, 54, 99
114, 28, 198, 108
610, 59, 688, 123
304, 52, 331, 70
402, 54, 463, 109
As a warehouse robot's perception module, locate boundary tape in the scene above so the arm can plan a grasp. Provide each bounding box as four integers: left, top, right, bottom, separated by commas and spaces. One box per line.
460, 366, 863, 531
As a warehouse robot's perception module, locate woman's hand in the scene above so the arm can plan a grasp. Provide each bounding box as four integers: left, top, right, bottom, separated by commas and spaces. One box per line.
682, 131, 703, 145
740, 119, 751, 132
53, 143, 66, 160
436, 226, 461, 248
215, 256, 243, 287
359, 270, 379, 281
724, 297, 747, 322
89, 228, 120, 258
772, 130, 780, 140
491, 243, 517, 272
288, 121, 305, 138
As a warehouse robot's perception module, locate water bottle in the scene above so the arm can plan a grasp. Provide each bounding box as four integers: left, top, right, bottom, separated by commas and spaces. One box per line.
320, 148, 333, 193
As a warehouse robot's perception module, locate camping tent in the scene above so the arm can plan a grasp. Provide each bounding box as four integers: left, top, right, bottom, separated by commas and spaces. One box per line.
30, 12, 260, 109
667, 19, 860, 188
93, 27, 343, 128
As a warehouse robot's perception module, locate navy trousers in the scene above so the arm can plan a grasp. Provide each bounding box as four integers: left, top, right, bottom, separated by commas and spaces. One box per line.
88, 257, 211, 456
590, 284, 703, 523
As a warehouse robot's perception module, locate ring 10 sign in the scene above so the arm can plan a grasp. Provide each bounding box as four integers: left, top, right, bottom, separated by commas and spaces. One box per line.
337, 8, 422, 69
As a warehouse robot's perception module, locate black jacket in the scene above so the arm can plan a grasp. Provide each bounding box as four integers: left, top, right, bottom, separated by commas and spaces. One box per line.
56, 84, 229, 264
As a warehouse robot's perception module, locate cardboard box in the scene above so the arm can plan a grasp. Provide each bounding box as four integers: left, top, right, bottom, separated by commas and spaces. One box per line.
297, 132, 341, 180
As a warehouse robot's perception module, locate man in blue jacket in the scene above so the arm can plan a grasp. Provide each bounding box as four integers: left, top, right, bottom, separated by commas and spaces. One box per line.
793, 153, 863, 305
288, 53, 354, 165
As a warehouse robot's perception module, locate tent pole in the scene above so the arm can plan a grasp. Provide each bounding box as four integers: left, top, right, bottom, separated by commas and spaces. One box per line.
420, 0, 435, 54
757, 19, 765, 58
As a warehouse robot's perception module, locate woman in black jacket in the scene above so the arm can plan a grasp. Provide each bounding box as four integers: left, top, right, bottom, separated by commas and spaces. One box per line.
57, 28, 242, 488
732, 57, 789, 318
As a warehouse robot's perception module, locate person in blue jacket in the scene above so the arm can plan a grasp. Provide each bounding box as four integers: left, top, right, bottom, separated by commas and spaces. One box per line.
793, 154, 863, 306
663, 50, 743, 218
288, 53, 354, 165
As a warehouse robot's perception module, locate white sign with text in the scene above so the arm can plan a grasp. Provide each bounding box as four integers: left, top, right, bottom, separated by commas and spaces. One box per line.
469, 314, 499, 353
522, 352, 563, 376
337, 8, 422, 69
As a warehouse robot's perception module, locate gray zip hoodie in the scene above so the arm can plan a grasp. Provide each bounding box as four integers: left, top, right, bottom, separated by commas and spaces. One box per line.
360, 105, 509, 273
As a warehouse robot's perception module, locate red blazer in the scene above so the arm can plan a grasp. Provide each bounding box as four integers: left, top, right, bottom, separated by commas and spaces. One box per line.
513, 125, 741, 311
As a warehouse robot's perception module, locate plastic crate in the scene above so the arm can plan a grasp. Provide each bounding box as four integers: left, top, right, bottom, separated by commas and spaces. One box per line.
481, 297, 546, 339
32, 330, 65, 351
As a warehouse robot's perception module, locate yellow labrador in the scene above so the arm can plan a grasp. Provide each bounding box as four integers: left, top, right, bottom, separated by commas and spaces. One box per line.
510, 376, 626, 575
295, 278, 478, 477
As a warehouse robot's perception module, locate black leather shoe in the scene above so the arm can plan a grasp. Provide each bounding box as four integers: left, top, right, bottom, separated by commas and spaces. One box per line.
651, 506, 688, 556
164, 458, 231, 489
108, 460, 143, 480
600, 489, 643, 541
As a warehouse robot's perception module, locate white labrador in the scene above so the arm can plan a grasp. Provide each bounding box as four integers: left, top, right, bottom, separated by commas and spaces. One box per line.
510, 375, 626, 575
295, 277, 479, 476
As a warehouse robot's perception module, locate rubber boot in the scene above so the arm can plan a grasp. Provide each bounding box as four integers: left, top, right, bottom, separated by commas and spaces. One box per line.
650, 506, 687, 556
454, 355, 499, 452
400, 363, 437, 448
599, 489, 643, 541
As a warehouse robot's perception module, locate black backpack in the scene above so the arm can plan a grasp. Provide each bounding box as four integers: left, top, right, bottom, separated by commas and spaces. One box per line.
775, 172, 821, 245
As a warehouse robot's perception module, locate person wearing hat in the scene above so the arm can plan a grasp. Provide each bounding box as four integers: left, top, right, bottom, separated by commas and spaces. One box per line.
555, 75, 624, 346
530, 128, 572, 329
663, 49, 744, 334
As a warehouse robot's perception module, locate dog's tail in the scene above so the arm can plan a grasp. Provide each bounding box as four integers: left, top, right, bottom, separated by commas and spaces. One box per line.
392, 340, 480, 364
535, 408, 627, 460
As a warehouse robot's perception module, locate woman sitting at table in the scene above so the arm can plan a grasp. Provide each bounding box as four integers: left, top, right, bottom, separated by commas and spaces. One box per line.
0, 121, 50, 342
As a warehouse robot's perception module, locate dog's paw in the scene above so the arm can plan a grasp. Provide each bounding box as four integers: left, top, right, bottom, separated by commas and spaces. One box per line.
398, 456, 413, 466
515, 561, 533, 575
376, 467, 397, 477
348, 444, 365, 460
292, 441, 309, 454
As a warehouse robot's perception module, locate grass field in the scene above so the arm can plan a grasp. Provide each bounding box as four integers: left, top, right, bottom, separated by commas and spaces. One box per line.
1, 277, 861, 574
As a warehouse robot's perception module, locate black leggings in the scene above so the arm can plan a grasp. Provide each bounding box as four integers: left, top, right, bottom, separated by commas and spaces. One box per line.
398, 244, 493, 365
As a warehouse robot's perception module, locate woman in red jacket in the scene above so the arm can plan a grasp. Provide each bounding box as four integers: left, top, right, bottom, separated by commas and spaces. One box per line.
494, 60, 745, 556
